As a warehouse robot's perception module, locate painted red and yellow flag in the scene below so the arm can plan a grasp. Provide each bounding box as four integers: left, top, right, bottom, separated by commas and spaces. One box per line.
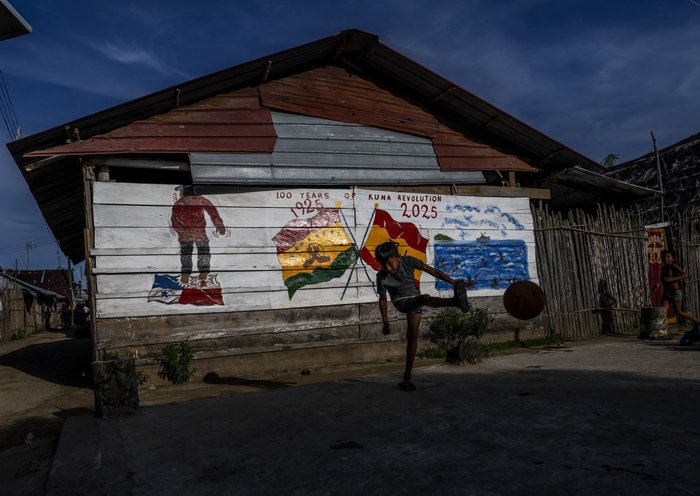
272, 208, 358, 298
359, 208, 428, 285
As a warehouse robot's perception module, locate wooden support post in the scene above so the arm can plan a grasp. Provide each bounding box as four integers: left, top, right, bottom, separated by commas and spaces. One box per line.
97, 165, 110, 182
82, 161, 99, 363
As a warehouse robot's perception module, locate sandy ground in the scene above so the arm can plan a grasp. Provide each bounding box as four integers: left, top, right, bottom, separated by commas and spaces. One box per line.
0, 329, 94, 495
0, 329, 414, 495
2, 327, 691, 495
43, 330, 700, 495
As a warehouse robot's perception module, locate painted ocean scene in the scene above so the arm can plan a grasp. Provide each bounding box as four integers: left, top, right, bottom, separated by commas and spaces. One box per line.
433, 238, 530, 291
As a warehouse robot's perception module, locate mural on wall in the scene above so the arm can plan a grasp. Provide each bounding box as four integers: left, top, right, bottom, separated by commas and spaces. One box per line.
148, 185, 230, 306
92, 183, 536, 318
354, 189, 536, 297
272, 206, 358, 298
432, 204, 530, 291
359, 207, 428, 288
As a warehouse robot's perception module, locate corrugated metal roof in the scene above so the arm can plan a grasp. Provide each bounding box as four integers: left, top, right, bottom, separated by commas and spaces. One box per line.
191, 111, 485, 185
29, 67, 534, 173
538, 166, 661, 210
7, 28, 607, 263
606, 132, 700, 222
0, 269, 71, 299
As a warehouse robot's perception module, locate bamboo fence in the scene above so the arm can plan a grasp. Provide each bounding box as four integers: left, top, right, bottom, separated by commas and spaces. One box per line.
673, 211, 700, 319
532, 205, 649, 339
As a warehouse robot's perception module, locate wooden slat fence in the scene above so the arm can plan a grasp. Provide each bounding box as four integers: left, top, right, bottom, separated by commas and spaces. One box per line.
673, 212, 700, 319
532, 205, 648, 338
0, 287, 43, 339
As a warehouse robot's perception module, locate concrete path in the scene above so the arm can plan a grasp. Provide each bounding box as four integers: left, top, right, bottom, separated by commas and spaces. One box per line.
46, 338, 700, 495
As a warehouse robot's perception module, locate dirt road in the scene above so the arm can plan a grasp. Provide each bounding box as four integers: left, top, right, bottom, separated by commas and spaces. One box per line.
0, 330, 94, 495
0, 330, 409, 494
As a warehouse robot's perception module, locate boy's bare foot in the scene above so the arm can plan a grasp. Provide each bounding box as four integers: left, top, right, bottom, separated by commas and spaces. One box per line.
454, 280, 470, 313
398, 380, 416, 391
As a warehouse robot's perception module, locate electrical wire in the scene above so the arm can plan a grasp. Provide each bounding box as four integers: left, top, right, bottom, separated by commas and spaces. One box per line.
0, 70, 21, 139
0, 90, 13, 139
0, 71, 19, 130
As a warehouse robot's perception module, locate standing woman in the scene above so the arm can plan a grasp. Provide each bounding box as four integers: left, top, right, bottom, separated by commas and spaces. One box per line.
655, 249, 700, 324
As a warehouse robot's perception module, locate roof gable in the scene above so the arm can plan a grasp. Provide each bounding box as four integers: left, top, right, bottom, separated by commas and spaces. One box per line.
28, 66, 534, 172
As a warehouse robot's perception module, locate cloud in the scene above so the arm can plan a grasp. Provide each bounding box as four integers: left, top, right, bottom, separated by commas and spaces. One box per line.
387, 5, 700, 163
89, 40, 169, 73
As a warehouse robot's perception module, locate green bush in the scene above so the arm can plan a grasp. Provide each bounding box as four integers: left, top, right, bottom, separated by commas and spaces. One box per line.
9, 328, 26, 340
135, 371, 150, 386
158, 342, 196, 384
428, 307, 493, 353
103, 351, 119, 360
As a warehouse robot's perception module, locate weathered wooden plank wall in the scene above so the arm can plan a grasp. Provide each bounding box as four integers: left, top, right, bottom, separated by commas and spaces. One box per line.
91, 181, 540, 360
533, 205, 648, 338
93, 183, 537, 318
673, 212, 700, 319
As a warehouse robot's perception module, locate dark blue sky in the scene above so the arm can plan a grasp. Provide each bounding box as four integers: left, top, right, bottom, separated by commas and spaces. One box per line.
2, 0, 700, 270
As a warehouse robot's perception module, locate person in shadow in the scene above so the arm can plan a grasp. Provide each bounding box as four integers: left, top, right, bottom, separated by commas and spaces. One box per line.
597, 279, 617, 335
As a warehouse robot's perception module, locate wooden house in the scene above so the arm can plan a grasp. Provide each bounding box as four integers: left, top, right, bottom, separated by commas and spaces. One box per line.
0, 270, 66, 336
7, 29, 654, 378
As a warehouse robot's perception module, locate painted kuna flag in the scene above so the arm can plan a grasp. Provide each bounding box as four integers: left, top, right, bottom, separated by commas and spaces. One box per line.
272, 208, 358, 298
360, 208, 429, 286
148, 274, 224, 306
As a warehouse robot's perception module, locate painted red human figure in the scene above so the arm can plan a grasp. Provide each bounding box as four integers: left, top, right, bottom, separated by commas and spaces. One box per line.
170, 185, 227, 285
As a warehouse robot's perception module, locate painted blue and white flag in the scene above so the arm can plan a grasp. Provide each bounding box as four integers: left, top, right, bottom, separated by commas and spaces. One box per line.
148, 274, 224, 306
147, 275, 184, 304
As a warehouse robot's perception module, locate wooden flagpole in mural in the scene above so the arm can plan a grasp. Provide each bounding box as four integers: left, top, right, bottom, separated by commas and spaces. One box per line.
339, 206, 376, 301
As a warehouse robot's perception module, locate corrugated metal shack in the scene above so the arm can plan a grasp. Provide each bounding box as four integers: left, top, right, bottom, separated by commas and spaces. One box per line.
0, 271, 66, 336
606, 132, 700, 223
7, 29, 654, 378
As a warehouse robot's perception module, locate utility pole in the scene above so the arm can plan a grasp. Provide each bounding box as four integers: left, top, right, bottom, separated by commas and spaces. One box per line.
651, 132, 664, 222
25, 242, 31, 269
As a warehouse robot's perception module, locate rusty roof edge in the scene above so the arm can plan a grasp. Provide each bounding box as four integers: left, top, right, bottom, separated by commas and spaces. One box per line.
547, 166, 663, 199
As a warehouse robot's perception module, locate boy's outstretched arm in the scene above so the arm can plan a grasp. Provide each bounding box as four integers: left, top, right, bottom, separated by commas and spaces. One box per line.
422, 263, 456, 287
379, 295, 390, 335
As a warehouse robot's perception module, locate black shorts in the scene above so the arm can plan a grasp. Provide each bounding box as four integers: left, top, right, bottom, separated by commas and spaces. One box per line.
392, 297, 423, 316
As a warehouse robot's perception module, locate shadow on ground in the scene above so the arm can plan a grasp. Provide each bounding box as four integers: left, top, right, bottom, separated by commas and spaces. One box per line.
0, 331, 93, 388
202, 371, 295, 389
48, 358, 700, 495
